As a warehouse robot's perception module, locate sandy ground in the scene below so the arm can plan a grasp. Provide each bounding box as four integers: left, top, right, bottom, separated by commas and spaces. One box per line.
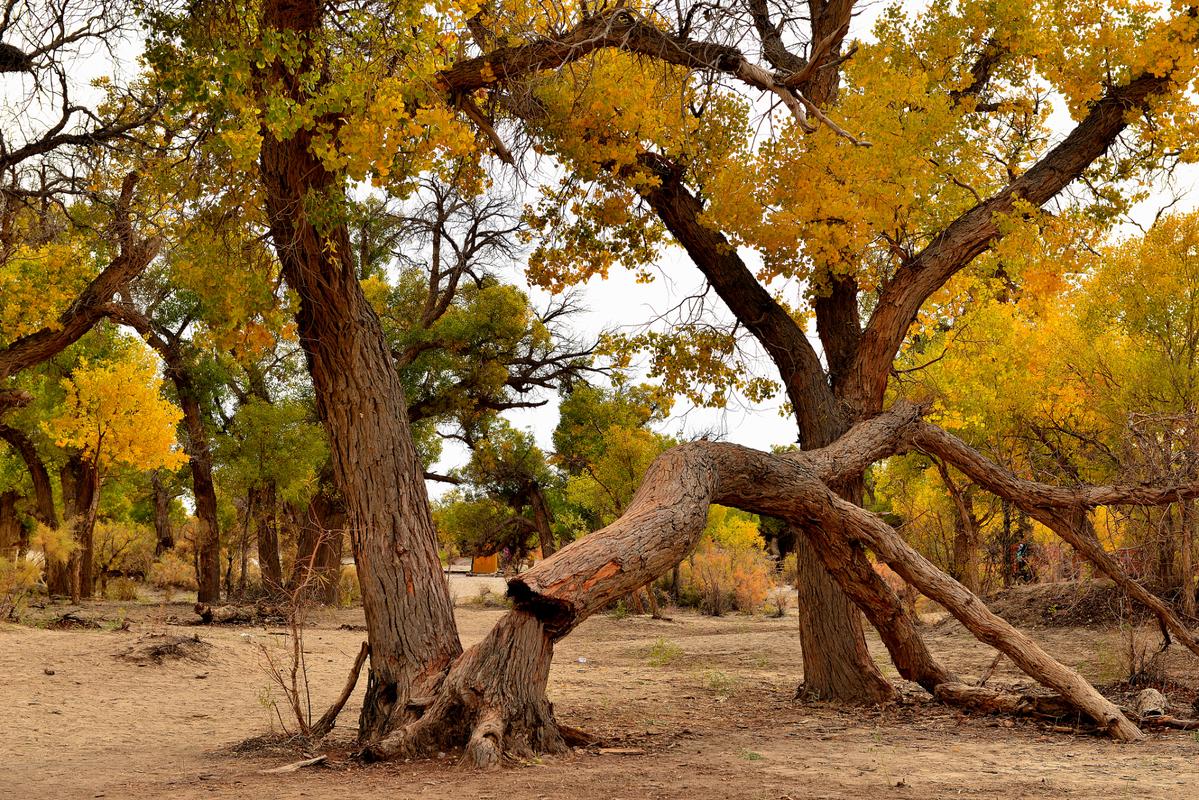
3, 595, 1199, 800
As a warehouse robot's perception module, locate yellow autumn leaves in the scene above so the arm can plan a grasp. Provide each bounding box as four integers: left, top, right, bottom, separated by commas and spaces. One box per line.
46, 347, 188, 474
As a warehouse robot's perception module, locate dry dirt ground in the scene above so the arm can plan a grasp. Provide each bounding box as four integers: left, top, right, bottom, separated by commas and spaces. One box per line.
3, 595, 1199, 800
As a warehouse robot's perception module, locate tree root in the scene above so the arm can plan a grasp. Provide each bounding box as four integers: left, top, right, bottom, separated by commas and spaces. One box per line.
361, 611, 571, 768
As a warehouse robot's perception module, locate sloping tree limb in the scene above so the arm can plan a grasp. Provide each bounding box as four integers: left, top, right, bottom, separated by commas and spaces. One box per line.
0, 172, 160, 380
0, 422, 58, 527
636, 152, 840, 446
369, 405, 1168, 765
913, 422, 1199, 659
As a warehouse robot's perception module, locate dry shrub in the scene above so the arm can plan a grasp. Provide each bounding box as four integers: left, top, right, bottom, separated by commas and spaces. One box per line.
0, 556, 41, 620
337, 564, 361, 607
780, 552, 798, 586
680, 538, 774, 615
31, 522, 76, 568
105, 576, 140, 601
150, 551, 197, 601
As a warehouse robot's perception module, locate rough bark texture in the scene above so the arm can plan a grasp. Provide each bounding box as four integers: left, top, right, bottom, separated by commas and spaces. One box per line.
258, 0, 463, 741
368, 611, 566, 767
792, 528, 892, 702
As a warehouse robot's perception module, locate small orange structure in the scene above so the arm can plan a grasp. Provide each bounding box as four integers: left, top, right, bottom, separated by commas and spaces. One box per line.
471, 553, 499, 574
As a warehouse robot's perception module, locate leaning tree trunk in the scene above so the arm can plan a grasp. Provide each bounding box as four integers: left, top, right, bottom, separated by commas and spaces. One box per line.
257, 0, 462, 742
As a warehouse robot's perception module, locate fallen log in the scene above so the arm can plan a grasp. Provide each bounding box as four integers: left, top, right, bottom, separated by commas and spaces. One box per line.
193, 602, 287, 625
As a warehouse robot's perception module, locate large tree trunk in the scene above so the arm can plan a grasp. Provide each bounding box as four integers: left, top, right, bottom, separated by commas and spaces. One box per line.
258, 0, 461, 742
251, 481, 283, 592
793, 528, 893, 702
792, 413, 893, 704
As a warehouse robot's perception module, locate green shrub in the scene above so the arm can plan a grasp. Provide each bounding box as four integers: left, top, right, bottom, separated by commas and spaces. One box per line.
646, 637, 683, 666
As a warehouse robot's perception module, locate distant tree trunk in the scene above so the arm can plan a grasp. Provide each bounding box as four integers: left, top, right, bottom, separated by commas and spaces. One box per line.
1180, 500, 1196, 617
288, 476, 346, 604
251, 481, 283, 592
102, 306, 222, 602
236, 494, 252, 598
175, 376, 221, 603
935, 459, 981, 592
0, 490, 19, 555
528, 484, 555, 556
60, 455, 98, 601
151, 470, 173, 555
258, 0, 462, 741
